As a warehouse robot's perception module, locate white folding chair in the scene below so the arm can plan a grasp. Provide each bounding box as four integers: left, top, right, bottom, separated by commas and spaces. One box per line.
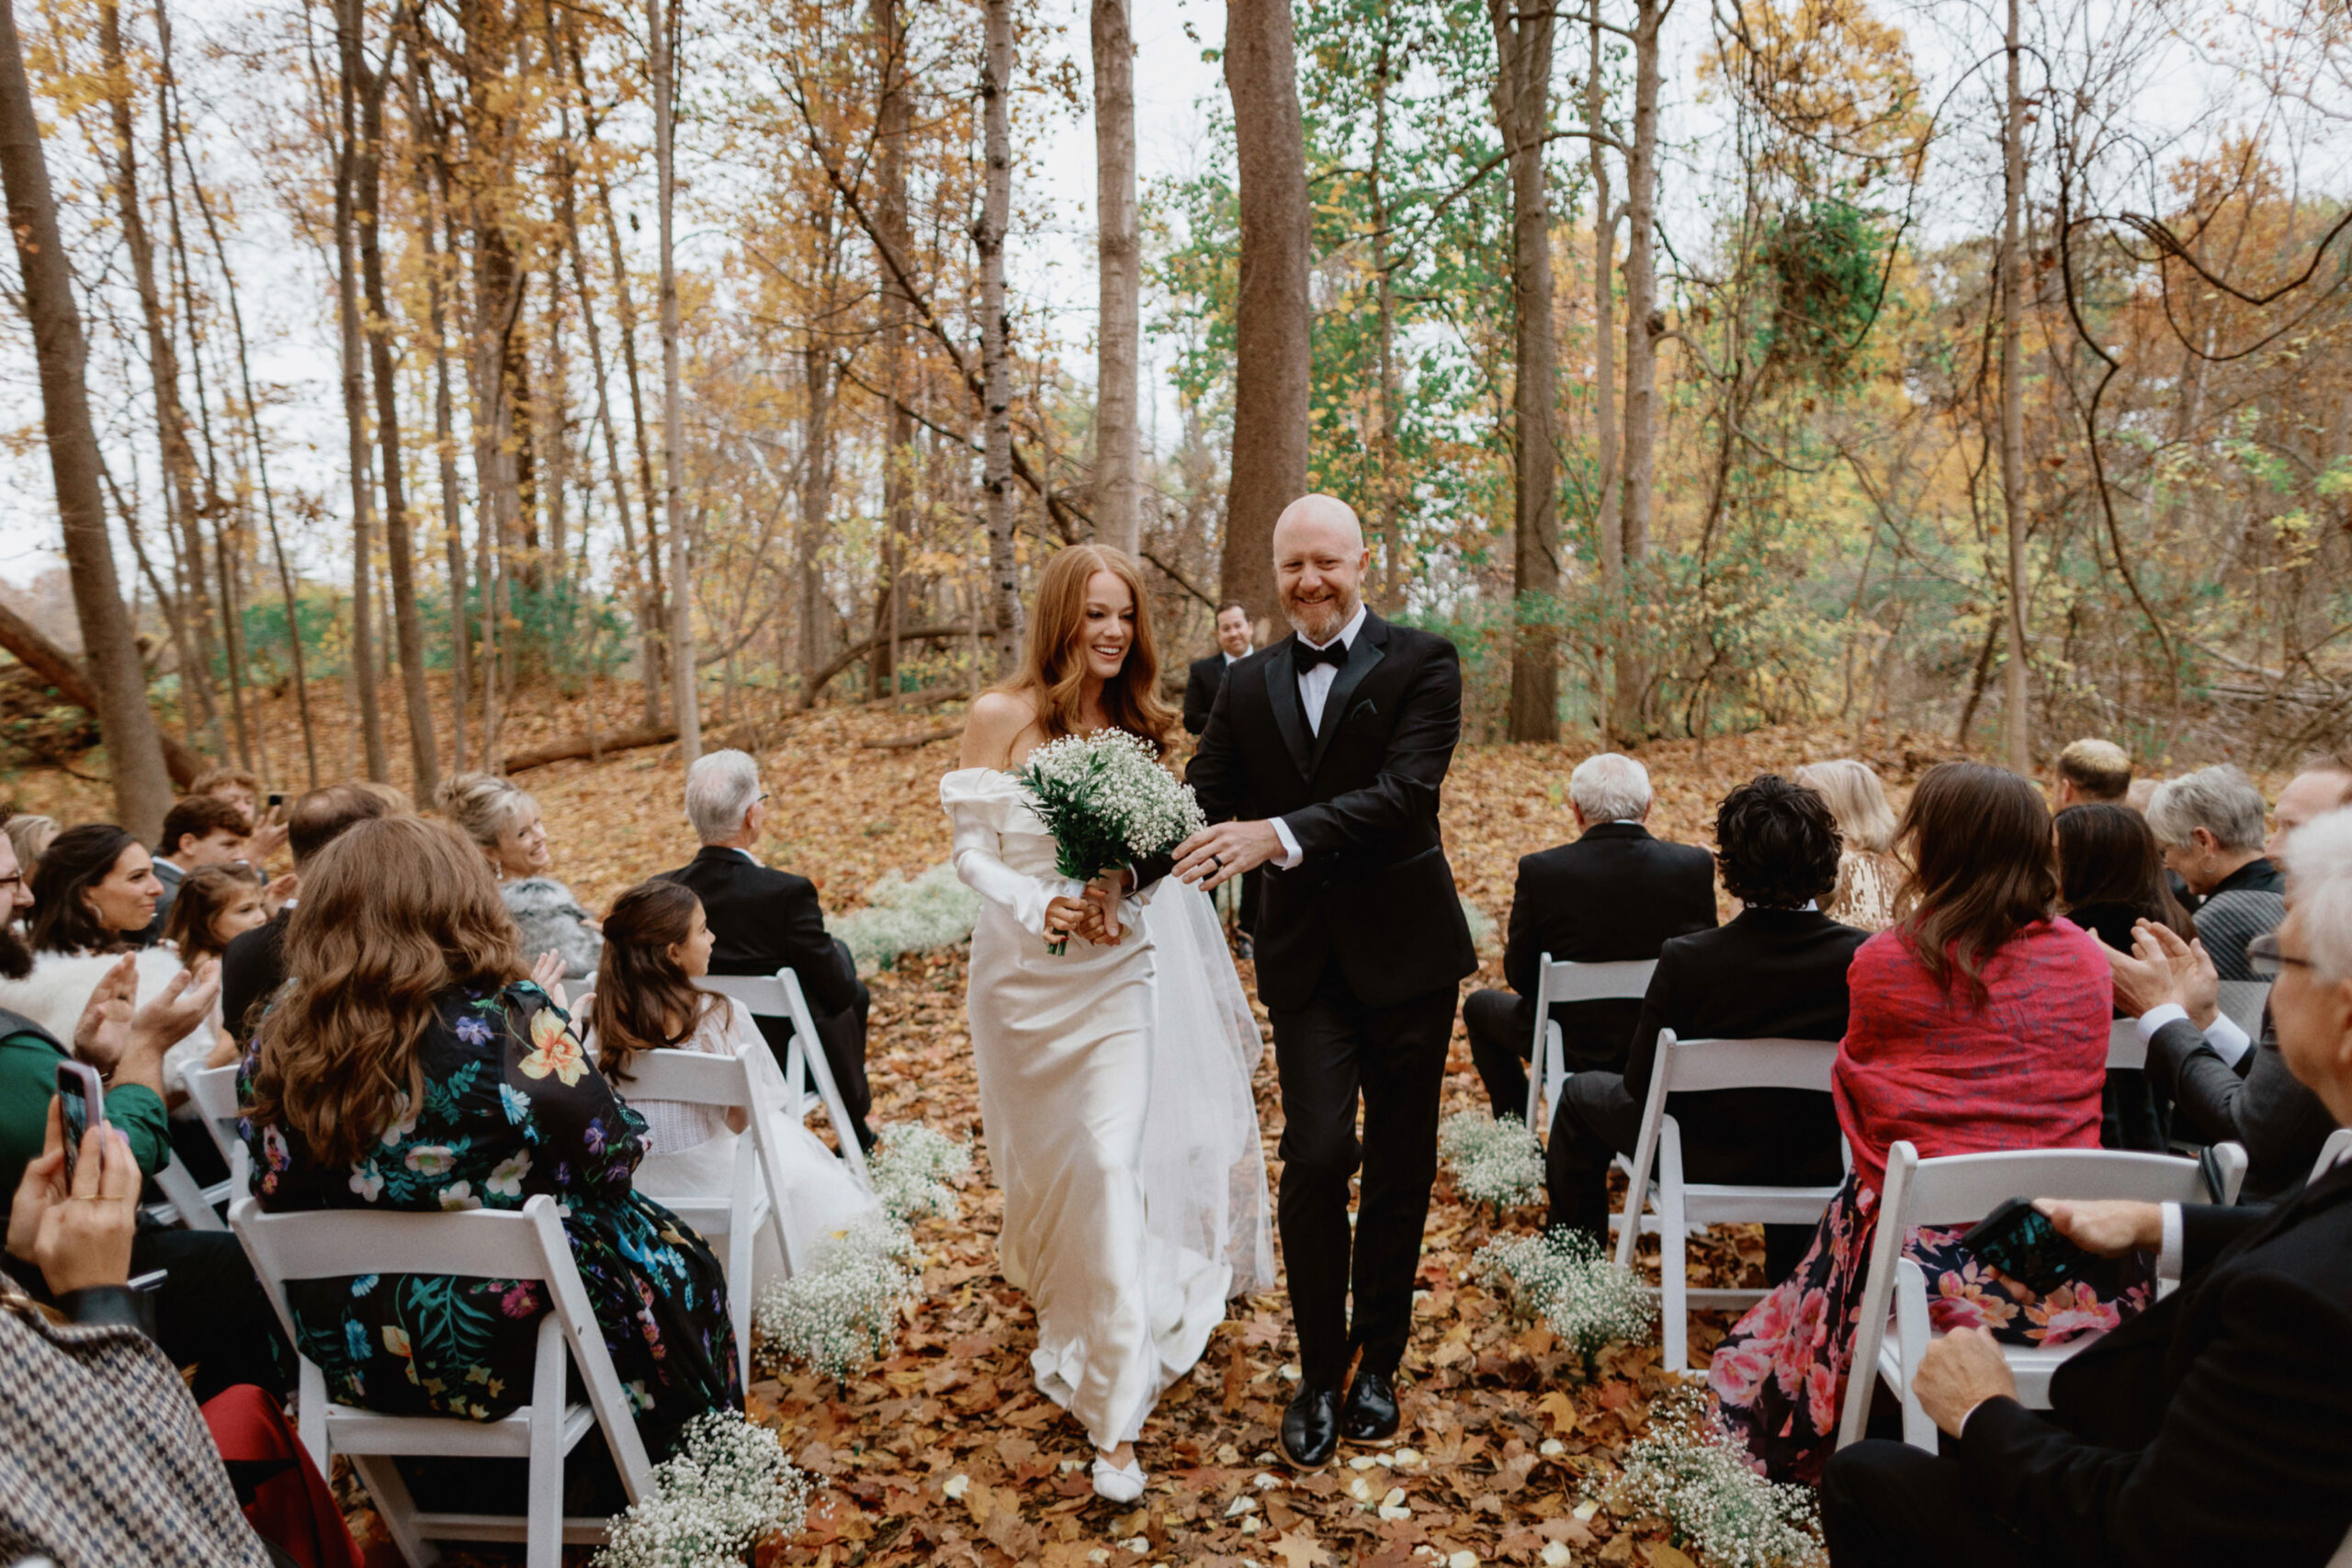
1838, 1138, 2247, 1453
141, 1061, 254, 1231
604, 1037, 799, 1386
695, 970, 872, 1191
1611, 1031, 1848, 1372
1525, 953, 1657, 1136
2214, 979, 2271, 1039
142, 1153, 228, 1231
185, 1062, 243, 1171
228, 1193, 653, 1568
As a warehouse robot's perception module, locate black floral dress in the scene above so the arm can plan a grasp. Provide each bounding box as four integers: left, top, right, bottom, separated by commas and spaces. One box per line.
241, 982, 741, 1457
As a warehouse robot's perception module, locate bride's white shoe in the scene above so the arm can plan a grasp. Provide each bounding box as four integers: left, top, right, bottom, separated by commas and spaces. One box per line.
1091, 1454, 1148, 1503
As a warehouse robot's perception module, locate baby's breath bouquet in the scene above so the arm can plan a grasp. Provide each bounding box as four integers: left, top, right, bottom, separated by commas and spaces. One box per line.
1015, 729, 1204, 953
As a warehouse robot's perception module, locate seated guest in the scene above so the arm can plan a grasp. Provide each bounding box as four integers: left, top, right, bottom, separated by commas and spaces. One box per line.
156, 864, 269, 1178
141, 794, 250, 942
436, 773, 603, 981
1708, 761, 2134, 1484
1821, 805, 2352, 1568
2052, 736, 2132, 807
2054, 802, 2195, 1151
4, 812, 56, 891
2146, 764, 2284, 976
585, 878, 879, 1278
220, 784, 390, 1043
1545, 775, 1865, 1277
1793, 758, 1902, 931
1, 1101, 284, 1568
242, 816, 738, 1455
666, 750, 875, 1154
1463, 752, 1715, 1121
4, 824, 195, 1054
188, 763, 289, 865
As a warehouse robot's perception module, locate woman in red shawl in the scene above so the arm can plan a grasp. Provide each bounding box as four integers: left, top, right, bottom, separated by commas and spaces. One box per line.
1708, 761, 2153, 1483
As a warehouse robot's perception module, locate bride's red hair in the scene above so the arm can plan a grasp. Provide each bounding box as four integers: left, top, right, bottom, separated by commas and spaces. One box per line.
994, 545, 1178, 752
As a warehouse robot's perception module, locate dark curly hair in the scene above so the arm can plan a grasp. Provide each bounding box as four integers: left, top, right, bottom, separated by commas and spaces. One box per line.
1715, 774, 1843, 910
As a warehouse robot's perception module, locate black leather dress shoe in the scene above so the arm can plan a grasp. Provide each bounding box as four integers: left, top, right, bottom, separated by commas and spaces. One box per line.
1341, 1368, 1400, 1443
1281, 1384, 1341, 1469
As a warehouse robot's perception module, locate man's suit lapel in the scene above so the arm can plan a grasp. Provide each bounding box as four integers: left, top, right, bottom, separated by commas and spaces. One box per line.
1308, 615, 1389, 779
1264, 640, 1313, 780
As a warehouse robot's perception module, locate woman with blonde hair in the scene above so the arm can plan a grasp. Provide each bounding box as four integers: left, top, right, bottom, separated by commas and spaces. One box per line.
1794, 758, 1903, 931
942, 545, 1271, 1501
435, 772, 602, 978
242, 816, 736, 1460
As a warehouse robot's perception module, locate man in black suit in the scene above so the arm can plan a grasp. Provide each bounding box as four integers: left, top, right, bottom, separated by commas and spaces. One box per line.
1547, 775, 1862, 1274
1174, 493, 1477, 1469
221, 784, 391, 1043
1821, 805, 2352, 1568
1184, 602, 1262, 946
665, 749, 874, 1154
1461, 752, 1716, 1122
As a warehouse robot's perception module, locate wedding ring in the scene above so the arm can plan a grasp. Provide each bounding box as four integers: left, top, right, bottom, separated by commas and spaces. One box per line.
1208, 854, 1224, 874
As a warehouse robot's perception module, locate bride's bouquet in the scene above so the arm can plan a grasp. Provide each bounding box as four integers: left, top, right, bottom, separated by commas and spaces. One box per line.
1016, 729, 1206, 953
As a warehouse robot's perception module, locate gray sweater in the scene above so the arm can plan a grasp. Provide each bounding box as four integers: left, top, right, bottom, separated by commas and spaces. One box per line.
503, 876, 604, 980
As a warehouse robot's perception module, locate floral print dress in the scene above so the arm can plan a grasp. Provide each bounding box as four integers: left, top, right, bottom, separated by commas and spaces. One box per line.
242, 982, 741, 1458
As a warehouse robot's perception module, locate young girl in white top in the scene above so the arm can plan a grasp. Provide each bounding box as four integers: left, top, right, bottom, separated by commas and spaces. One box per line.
583, 879, 876, 1288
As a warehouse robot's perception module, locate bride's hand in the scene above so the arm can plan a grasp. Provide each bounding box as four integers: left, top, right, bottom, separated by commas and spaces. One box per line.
1043, 895, 1094, 946
1082, 872, 1129, 943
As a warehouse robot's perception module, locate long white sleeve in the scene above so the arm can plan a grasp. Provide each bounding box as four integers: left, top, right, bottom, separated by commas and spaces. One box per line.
950, 803, 1078, 939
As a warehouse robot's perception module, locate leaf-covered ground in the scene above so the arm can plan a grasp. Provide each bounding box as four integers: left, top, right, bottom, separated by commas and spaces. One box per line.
5, 686, 1970, 1566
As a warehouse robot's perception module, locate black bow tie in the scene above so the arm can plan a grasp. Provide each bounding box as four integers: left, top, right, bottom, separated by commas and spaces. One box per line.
1296, 637, 1350, 672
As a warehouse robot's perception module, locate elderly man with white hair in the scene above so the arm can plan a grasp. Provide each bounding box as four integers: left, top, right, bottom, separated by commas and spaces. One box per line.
663, 749, 874, 1153
2145, 764, 2286, 980
1821, 806, 2352, 1568
1461, 750, 1716, 1128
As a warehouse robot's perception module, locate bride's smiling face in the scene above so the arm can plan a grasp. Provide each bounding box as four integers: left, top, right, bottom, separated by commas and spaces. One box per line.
1076, 570, 1136, 682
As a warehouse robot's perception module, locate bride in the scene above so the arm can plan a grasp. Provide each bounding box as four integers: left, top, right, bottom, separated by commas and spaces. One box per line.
942, 544, 1272, 1503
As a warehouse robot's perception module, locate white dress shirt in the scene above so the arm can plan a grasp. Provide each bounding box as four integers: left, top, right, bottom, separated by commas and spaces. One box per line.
1269, 603, 1369, 871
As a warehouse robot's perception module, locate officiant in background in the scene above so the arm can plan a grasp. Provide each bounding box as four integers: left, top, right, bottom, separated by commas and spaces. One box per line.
1185, 603, 1262, 954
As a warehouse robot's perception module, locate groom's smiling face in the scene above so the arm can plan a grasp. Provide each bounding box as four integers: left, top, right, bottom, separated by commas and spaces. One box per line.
1274, 497, 1370, 645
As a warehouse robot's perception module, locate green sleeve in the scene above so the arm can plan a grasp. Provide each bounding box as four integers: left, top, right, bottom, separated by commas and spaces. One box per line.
102, 1082, 170, 1177
0, 1032, 174, 1197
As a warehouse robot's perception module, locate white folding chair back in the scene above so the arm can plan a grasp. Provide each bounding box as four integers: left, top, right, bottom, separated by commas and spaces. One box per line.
1837, 1138, 2248, 1453
142, 1153, 228, 1231
2214, 979, 2271, 1038
609, 1038, 798, 1384
228, 1193, 652, 1568
185, 1062, 243, 1171
1611, 1031, 1846, 1371
2106, 1018, 2147, 1070
1525, 953, 1657, 1134
695, 970, 871, 1190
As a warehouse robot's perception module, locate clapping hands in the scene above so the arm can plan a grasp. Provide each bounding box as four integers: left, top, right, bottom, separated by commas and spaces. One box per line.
2102, 919, 2219, 1028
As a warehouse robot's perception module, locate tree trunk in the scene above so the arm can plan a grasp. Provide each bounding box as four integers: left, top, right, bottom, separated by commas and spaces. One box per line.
652, 0, 698, 758
799, 337, 833, 695
1369, 38, 1404, 614
413, 59, 470, 771
1589, 2, 1625, 740
869, 0, 914, 698
356, 28, 436, 795
333, 0, 387, 780
1221, 0, 1310, 634
1091, 0, 1140, 555
0, 0, 175, 836
1491, 0, 1558, 743
1616, 0, 1669, 736
98, 0, 221, 755
1997, 0, 2031, 773
979, 0, 1022, 671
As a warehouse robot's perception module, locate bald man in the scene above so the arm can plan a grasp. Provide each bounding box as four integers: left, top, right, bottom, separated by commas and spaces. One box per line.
1175, 493, 1477, 1469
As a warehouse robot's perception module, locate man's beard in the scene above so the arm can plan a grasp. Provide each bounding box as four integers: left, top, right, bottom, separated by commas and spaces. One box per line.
0, 922, 34, 981
1283, 585, 1360, 646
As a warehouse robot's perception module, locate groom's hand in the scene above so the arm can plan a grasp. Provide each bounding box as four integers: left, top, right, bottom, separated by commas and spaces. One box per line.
1174, 821, 1283, 891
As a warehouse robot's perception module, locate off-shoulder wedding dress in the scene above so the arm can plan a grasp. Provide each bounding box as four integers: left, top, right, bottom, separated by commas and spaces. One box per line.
941, 766, 1272, 1452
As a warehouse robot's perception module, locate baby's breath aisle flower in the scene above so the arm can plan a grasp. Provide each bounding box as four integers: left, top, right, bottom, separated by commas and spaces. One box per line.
868, 1122, 973, 1226
1476, 1227, 1657, 1373
594, 1410, 813, 1568
1598, 1390, 1825, 1568
1438, 1110, 1545, 1215
1016, 730, 1206, 953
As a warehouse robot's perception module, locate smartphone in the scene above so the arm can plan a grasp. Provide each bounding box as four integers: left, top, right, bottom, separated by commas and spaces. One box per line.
266, 792, 287, 809
1961, 1197, 2090, 1292
54, 1060, 107, 1186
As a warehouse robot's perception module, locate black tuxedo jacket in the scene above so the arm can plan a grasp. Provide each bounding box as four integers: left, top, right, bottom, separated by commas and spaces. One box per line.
664, 847, 860, 1052
1619, 907, 1864, 1185
2150, 1014, 2337, 1202
1957, 1156, 2352, 1566
1186, 612, 1476, 1011
1502, 822, 1717, 1073
1183, 653, 1232, 737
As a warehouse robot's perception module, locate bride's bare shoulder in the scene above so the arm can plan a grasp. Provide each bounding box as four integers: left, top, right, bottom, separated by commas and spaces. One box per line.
960, 690, 1039, 770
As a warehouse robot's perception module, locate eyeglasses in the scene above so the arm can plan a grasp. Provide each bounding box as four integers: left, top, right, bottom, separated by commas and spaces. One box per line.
2245, 931, 2312, 980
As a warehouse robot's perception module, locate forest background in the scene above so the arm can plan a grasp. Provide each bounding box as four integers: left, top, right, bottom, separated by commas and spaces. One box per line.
0, 0, 2346, 838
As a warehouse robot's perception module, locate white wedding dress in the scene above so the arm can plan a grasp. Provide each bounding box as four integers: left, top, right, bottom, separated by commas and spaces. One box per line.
943, 766, 1272, 1450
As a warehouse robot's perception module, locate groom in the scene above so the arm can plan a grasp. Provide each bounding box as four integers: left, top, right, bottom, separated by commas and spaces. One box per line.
1175, 493, 1476, 1468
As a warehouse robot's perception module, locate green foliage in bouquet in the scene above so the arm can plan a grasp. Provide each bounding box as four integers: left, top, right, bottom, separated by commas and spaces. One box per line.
1015, 730, 1205, 953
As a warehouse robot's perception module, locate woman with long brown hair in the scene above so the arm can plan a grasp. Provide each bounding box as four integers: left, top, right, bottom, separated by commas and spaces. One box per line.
582, 877, 876, 1280
1708, 762, 2149, 1483
240, 816, 738, 1459
942, 545, 1271, 1500
2056, 802, 2196, 1150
